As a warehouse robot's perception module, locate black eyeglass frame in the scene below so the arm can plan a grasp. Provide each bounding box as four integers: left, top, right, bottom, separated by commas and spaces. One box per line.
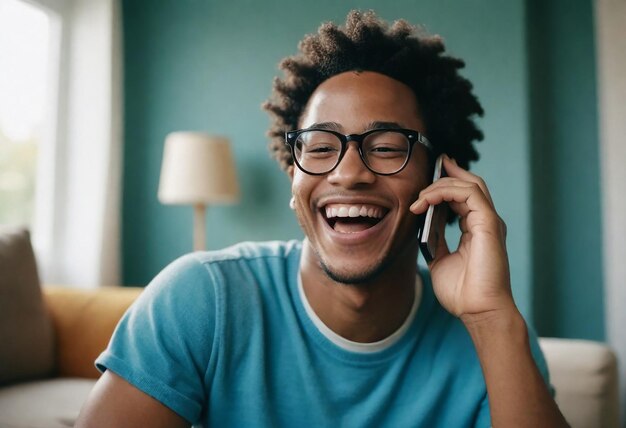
284, 128, 433, 176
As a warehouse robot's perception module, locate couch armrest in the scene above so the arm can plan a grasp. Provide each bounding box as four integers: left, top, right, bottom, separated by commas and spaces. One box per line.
42, 286, 143, 379
539, 337, 620, 428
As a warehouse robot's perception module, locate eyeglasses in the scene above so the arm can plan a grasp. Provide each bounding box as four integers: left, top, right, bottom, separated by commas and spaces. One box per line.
284, 128, 433, 176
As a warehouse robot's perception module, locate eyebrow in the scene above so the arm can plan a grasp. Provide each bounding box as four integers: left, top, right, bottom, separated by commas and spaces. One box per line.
304, 121, 405, 132
365, 121, 404, 130
305, 122, 342, 131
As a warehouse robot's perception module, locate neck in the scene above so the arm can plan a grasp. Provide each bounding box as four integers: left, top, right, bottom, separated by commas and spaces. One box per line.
300, 243, 417, 343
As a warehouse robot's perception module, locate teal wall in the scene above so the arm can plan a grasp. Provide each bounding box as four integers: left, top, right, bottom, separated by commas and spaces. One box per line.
121, 0, 604, 339
528, 0, 604, 340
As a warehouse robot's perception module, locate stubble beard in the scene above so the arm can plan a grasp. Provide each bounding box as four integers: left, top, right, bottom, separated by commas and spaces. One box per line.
315, 247, 395, 287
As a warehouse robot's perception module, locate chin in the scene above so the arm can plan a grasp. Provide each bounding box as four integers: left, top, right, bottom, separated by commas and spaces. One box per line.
318, 254, 391, 286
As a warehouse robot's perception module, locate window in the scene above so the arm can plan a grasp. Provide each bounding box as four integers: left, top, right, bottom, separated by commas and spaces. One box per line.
0, 0, 52, 226
1, 0, 122, 285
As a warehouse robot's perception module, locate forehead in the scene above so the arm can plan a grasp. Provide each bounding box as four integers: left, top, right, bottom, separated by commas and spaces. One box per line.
299, 71, 424, 132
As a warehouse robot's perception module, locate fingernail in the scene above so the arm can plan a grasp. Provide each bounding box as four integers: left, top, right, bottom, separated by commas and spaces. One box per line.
410, 198, 423, 210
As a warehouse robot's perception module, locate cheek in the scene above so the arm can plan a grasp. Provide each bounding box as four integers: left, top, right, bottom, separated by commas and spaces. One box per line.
399, 181, 424, 206
291, 172, 315, 208
400, 166, 430, 199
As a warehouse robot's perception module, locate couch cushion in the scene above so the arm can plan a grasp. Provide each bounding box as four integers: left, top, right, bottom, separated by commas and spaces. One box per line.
0, 226, 54, 384
0, 377, 96, 427
43, 286, 143, 378
539, 337, 620, 428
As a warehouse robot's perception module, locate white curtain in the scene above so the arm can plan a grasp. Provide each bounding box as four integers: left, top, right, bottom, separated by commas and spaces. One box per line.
595, 0, 626, 424
34, 0, 122, 287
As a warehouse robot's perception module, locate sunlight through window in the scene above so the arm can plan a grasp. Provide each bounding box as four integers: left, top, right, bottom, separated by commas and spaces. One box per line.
0, 0, 50, 226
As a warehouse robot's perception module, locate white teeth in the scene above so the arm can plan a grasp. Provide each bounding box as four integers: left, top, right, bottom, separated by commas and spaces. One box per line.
324, 204, 385, 219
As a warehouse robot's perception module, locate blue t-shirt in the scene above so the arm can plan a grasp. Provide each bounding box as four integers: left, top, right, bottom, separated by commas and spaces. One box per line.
96, 240, 551, 427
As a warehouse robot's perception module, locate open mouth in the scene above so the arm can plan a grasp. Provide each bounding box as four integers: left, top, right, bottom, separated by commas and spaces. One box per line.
322, 203, 388, 234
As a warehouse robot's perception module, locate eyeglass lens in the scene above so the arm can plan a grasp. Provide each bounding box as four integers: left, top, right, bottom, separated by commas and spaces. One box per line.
294, 130, 410, 174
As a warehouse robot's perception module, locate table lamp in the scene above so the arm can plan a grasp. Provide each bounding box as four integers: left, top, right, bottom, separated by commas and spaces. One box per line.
158, 132, 240, 251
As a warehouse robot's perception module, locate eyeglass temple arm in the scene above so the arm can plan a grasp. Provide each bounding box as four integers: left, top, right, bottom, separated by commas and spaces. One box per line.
417, 134, 433, 151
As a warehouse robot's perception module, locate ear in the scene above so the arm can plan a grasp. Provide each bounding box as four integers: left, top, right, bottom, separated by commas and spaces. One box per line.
287, 165, 294, 181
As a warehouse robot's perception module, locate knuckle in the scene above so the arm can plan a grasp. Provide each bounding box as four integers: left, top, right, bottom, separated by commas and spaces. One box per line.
470, 182, 481, 193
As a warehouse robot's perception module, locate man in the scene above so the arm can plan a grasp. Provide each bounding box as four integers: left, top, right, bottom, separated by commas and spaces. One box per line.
77, 11, 568, 427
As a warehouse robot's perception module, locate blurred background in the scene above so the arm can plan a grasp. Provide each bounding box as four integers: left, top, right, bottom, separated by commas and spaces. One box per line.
1, 0, 624, 421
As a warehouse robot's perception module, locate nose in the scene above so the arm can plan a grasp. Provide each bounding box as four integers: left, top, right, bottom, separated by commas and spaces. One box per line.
326, 142, 376, 188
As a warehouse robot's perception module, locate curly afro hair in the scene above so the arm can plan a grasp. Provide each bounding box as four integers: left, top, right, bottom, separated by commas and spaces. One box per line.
263, 10, 484, 172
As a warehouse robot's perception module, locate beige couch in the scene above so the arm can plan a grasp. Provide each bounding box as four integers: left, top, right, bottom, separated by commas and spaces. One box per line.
0, 286, 141, 428
0, 227, 141, 428
540, 338, 620, 427
0, 227, 621, 427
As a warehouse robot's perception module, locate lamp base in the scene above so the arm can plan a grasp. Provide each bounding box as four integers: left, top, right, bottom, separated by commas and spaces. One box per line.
193, 204, 206, 251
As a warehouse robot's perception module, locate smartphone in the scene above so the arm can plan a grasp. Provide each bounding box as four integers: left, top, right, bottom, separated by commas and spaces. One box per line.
418, 155, 447, 263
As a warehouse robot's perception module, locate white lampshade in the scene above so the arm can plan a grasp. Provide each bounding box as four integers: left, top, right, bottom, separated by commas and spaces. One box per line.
158, 132, 240, 205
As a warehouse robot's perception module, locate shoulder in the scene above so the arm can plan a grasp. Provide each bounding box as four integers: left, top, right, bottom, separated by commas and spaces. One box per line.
155, 240, 302, 317
192, 240, 302, 288
194, 240, 302, 265
124, 240, 301, 326
147, 240, 301, 291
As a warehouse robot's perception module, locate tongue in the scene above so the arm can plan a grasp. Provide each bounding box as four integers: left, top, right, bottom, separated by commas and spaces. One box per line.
333, 219, 373, 234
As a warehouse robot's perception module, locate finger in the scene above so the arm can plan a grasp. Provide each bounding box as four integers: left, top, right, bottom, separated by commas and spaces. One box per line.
423, 177, 481, 194
415, 183, 495, 219
410, 179, 475, 214
419, 177, 485, 204
442, 156, 495, 208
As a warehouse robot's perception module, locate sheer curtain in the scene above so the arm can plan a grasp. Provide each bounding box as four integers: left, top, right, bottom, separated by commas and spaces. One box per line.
595, 0, 626, 424
34, 0, 122, 287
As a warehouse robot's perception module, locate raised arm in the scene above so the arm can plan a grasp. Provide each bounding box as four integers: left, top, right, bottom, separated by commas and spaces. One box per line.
75, 371, 190, 428
410, 155, 568, 427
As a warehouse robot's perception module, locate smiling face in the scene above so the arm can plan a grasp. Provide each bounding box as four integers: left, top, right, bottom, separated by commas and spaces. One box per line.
290, 71, 431, 285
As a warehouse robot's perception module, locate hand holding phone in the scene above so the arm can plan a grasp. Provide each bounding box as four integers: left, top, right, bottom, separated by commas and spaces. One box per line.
418, 155, 447, 263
